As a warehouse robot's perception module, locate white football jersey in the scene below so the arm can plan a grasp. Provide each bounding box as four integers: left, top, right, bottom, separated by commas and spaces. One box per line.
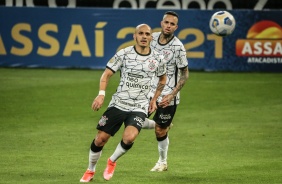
150, 32, 188, 105
106, 46, 166, 114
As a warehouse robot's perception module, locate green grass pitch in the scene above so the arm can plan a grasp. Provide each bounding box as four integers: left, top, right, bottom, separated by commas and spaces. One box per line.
0, 68, 281, 184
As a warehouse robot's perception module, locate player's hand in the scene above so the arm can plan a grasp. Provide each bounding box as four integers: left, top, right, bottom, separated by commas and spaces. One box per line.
91, 95, 105, 111
148, 100, 157, 114
159, 94, 173, 108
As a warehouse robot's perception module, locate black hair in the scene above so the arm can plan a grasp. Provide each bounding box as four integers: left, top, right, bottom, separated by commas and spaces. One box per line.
164, 11, 179, 18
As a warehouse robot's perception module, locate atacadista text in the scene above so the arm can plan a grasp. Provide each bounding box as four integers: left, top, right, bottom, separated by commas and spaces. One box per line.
247, 57, 282, 64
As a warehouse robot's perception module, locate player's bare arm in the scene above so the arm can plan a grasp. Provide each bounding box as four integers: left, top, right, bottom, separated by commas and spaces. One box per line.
159, 66, 189, 107
171, 66, 189, 96
92, 68, 114, 111
149, 74, 166, 113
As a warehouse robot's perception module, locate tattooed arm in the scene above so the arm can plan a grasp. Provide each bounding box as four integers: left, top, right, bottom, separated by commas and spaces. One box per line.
159, 66, 189, 108
171, 66, 189, 97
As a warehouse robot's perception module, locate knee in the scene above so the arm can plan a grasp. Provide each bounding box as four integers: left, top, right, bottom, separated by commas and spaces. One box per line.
155, 126, 167, 138
122, 126, 139, 144
94, 131, 110, 147
122, 134, 136, 144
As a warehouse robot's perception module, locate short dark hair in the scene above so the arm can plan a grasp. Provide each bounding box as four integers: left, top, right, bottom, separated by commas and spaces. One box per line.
164, 11, 179, 18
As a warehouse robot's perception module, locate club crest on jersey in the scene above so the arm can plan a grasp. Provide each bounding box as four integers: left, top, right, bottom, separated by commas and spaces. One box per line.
98, 116, 108, 126
148, 60, 156, 70
163, 50, 173, 62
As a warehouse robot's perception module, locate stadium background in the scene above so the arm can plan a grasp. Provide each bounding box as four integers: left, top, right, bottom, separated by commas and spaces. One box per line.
1, 2, 282, 183
0, 0, 281, 72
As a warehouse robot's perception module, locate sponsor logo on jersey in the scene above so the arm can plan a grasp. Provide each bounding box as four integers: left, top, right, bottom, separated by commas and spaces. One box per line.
109, 57, 114, 63
126, 73, 149, 89
126, 82, 149, 89
158, 64, 166, 74
128, 73, 144, 78
118, 99, 142, 108
98, 116, 108, 126
178, 56, 184, 65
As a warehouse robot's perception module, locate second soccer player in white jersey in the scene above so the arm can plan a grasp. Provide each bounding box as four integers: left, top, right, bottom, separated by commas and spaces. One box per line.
142, 11, 189, 172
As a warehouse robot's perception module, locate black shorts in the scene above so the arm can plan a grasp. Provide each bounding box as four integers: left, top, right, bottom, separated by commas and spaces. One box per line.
152, 104, 177, 128
96, 107, 146, 136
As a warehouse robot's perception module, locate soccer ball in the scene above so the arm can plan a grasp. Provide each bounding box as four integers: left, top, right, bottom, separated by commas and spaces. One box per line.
209, 11, 236, 36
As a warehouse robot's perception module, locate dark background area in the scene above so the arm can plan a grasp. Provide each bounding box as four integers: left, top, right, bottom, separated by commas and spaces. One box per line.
0, 0, 281, 9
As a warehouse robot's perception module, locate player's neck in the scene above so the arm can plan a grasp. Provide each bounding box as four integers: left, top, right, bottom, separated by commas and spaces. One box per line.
159, 33, 173, 44
135, 45, 150, 55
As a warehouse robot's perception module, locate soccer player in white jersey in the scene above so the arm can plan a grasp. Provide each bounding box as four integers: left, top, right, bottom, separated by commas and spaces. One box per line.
142, 11, 189, 171
80, 24, 167, 182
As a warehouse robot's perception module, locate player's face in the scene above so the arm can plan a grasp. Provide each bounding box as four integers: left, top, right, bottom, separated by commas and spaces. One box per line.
161, 14, 178, 36
134, 26, 152, 48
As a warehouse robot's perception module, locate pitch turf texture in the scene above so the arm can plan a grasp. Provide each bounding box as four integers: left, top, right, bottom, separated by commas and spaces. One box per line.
0, 68, 281, 184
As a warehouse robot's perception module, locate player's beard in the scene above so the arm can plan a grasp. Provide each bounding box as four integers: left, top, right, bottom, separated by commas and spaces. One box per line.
161, 30, 173, 39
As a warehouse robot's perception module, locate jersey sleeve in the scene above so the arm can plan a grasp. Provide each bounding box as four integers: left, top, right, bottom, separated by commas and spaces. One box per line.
106, 49, 124, 72
156, 55, 167, 77
177, 44, 188, 68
